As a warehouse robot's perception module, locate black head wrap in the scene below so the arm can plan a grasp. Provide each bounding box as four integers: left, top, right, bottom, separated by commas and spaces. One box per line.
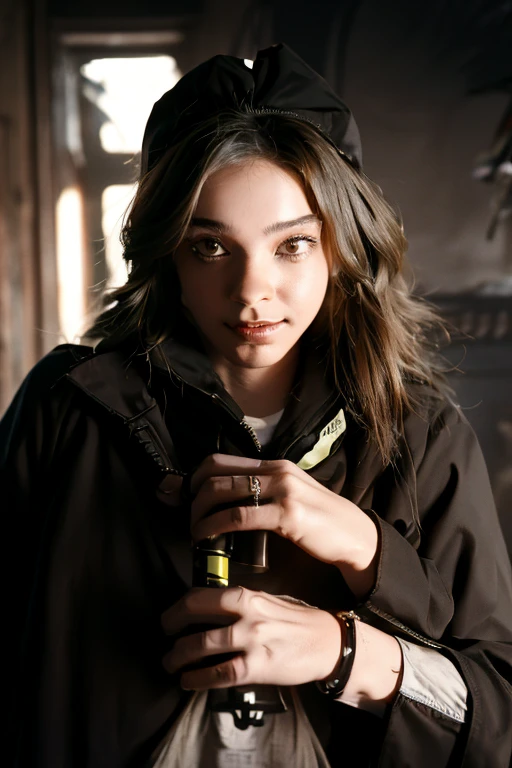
141, 43, 362, 173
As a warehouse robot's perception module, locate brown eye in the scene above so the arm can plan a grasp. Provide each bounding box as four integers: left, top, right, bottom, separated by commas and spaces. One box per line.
204, 239, 221, 254
191, 238, 228, 259
276, 236, 317, 260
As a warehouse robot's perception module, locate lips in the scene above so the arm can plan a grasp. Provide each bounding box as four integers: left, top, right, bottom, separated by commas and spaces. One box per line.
227, 319, 287, 341
230, 320, 285, 328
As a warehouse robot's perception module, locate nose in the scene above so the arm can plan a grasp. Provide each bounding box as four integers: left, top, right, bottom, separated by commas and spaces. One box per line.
229, 253, 276, 307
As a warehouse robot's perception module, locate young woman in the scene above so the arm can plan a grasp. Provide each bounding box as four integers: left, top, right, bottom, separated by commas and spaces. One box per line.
3, 44, 512, 768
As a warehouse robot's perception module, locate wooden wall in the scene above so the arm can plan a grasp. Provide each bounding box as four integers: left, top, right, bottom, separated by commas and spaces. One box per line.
0, 0, 60, 413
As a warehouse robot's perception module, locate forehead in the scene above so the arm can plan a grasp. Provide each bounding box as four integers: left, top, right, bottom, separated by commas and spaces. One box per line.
193, 159, 314, 229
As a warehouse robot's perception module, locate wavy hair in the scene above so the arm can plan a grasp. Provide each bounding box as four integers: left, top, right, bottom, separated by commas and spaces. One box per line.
85, 110, 448, 463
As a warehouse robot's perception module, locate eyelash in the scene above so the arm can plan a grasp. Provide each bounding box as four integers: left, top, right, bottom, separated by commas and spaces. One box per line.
189, 235, 319, 262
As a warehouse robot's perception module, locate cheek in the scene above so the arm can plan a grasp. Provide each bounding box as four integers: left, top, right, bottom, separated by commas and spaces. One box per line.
286, 263, 329, 309
177, 265, 215, 312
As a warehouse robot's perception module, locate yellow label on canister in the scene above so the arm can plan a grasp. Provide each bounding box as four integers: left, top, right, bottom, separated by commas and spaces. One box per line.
297, 407, 346, 470
207, 555, 229, 581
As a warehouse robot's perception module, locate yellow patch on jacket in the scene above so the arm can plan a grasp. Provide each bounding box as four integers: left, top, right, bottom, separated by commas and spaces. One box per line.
297, 408, 346, 470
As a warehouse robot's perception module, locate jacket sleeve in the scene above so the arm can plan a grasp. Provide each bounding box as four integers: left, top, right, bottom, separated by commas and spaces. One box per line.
360, 402, 512, 767
1, 346, 87, 759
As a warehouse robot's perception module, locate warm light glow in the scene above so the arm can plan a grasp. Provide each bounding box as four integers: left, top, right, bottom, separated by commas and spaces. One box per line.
81, 56, 181, 154
102, 184, 136, 289
56, 187, 85, 342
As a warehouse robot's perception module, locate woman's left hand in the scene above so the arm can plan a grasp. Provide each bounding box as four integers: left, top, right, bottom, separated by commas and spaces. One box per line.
161, 586, 342, 690
189, 454, 379, 597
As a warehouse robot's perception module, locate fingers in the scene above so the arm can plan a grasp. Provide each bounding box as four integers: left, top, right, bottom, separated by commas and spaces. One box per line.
160, 588, 294, 690
161, 586, 248, 636
190, 454, 265, 496
161, 587, 255, 691
160, 588, 341, 690
190, 473, 268, 528
190, 458, 308, 541
190, 453, 314, 493
162, 623, 243, 675
181, 652, 250, 691
191, 500, 296, 544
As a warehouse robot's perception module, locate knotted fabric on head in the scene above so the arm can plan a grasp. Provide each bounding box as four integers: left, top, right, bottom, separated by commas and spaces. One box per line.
141, 43, 362, 173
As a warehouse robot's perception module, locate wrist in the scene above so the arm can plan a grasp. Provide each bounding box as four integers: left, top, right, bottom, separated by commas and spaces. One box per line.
336, 508, 380, 599
339, 620, 403, 712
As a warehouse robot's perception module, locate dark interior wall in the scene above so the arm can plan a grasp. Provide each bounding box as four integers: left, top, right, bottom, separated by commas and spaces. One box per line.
343, 0, 511, 293
48, 0, 202, 15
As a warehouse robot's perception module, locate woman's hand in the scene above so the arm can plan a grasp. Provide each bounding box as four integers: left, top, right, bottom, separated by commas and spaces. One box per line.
189, 454, 379, 598
161, 586, 342, 691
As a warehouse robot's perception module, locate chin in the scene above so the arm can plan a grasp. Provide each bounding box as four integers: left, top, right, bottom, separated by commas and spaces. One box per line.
229, 345, 291, 369
243, 339, 303, 367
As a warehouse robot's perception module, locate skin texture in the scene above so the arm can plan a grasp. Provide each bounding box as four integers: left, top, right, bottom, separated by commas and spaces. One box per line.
163, 160, 402, 710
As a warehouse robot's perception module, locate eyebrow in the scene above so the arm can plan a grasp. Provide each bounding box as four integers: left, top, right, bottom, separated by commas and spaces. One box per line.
188, 214, 321, 236
189, 217, 230, 234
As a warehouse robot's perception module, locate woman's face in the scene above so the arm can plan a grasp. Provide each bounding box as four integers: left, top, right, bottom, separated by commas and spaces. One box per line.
173, 159, 330, 374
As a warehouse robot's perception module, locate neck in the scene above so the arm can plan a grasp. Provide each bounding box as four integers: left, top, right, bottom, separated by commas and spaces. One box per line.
213, 348, 298, 417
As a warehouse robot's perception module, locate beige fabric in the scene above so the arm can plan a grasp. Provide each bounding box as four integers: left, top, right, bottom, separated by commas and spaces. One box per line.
153, 687, 331, 768
396, 637, 467, 723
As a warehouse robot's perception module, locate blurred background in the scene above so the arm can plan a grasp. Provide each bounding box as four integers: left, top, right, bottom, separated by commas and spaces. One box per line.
1, 0, 511, 554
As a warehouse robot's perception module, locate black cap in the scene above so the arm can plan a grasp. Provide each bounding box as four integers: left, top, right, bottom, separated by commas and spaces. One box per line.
141, 43, 362, 173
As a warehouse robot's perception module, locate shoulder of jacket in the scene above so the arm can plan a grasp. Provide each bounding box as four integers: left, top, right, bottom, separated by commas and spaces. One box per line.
21, 343, 95, 396
403, 380, 471, 448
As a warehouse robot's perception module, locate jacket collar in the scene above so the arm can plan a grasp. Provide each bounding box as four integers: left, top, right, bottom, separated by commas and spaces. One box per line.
151, 331, 342, 457
66, 328, 343, 462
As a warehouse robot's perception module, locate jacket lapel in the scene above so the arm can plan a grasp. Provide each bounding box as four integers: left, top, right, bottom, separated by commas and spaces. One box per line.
66, 349, 184, 482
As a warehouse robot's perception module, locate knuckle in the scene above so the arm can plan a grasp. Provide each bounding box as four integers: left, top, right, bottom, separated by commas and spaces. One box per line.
226, 621, 237, 648
207, 476, 223, 494
207, 453, 221, 469
275, 459, 295, 475
222, 654, 248, 685
249, 620, 266, 643
231, 585, 252, 615
213, 659, 235, 684
237, 585, 255, 610
249, 591, 267, 616
275, 467, 296, 498
284, 464, 299, 487
279, 499, 303, 539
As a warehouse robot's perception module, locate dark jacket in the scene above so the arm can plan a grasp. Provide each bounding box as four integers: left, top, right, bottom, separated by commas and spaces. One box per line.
2, 339, 512, 768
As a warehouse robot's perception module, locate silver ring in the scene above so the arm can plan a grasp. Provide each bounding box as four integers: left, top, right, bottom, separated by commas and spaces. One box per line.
248, 476, 261, 507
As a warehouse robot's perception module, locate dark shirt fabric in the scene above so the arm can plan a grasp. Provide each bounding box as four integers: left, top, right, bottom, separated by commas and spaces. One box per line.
2, 340, 512, 768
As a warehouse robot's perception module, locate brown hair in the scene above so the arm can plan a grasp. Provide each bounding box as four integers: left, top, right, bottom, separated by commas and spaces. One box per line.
85, 110, 448, 463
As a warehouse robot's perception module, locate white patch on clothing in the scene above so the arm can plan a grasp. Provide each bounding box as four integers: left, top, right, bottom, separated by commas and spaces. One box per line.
396, 637, 468, 723
297, 408, 346, 470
